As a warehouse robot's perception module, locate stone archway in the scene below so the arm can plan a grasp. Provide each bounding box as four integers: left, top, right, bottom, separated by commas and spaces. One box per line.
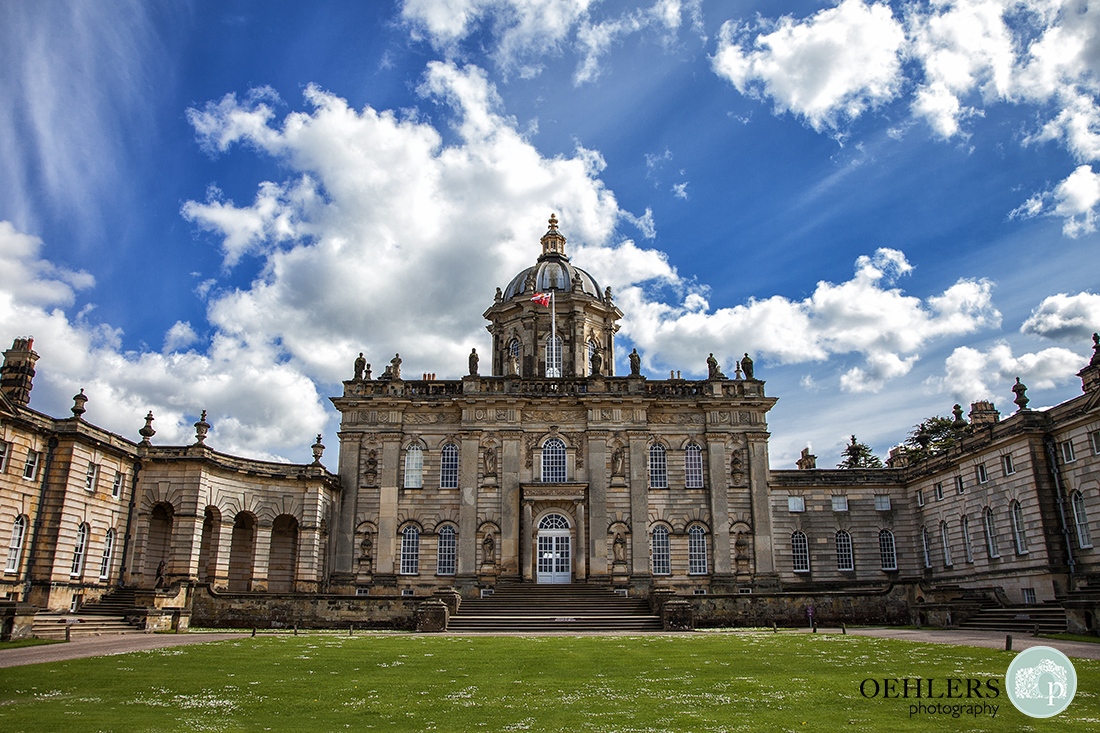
536, 513, 572, 584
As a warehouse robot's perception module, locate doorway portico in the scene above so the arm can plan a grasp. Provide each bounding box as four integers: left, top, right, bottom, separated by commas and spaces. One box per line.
520, 483, 588, 583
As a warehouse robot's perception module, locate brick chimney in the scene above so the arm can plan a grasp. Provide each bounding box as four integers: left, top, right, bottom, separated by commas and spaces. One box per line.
1, 338, 39, 406
968, 400, 1000, 426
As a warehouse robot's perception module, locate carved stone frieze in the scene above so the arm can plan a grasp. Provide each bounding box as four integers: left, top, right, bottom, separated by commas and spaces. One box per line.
406, 411, 459, 424
649, 412, 705, 425
522, 409, 585, 423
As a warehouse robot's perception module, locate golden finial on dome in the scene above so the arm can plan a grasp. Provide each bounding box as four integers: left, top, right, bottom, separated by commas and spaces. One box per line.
541, 213, 566, 256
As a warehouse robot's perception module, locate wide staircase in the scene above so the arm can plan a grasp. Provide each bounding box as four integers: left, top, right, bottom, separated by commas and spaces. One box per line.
447, 583, 664, 633
31, 588, 144, 640
958, 602, 1068, 634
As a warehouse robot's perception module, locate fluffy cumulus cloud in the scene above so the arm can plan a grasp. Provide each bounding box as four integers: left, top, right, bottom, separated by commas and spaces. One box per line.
712, 0, 906, 132
616, 248, 1001, 391
712, 0, 1100, 234
927, 340, 1088, 402
1021, 291, 1100, 340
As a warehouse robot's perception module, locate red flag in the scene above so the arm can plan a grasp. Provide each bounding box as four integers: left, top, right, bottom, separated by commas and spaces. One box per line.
530, 292, 551, 307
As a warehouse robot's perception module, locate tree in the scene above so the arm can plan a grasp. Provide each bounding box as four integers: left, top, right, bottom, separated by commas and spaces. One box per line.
837, 435, 883, 469
902, 413, 967, 462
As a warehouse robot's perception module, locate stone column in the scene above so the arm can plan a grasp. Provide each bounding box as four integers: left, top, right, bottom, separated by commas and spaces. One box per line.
456, 435, 479, 579
173, 513, 205, 581
574, 501, 587, 581
628, 433, 650, 579
747, 433, 777, 577
210, 520, 233, 590
587, 433, 608, 580
375, 437, 402, 578
500, 432, 522, 580
521, 501, 534, 582
296, 525, 321, 591
251, 522, 272, 592
334, 432, 361, 574
707, 439, 732, 575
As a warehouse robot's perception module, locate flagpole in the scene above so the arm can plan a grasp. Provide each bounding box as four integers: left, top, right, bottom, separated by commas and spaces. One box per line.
550, 290, 557, 377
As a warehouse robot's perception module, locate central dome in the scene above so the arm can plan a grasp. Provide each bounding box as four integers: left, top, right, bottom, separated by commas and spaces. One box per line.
501, 214, 605, 302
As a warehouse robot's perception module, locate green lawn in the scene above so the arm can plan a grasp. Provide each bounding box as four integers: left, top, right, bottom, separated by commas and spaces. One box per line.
0, 633, 1096, 732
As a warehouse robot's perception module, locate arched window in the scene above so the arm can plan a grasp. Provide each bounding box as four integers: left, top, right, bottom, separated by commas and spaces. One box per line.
879, 529, 897, 571
5, 515, 27, 573
921, 526, 931, 568
835, 530, 854, 571
539, 513, 570, 530
940, 521, 953, 567
1011, 501, 1028, 554
961, 515, 974, 562
440, 443, 459, 489
400, 526, 420, 575
71, 523, 89, 578
685, 443, 704, 489
649, 444, 668, 489
541, 438, 566, 483
545, 334, 562, 377
651, 525, 671, 575
99, 528, 116, 580
983, 507, 1000, 559
791, 531, 809, 572
587, 340, 597, 375
688, 525, 707, 575
404, 445, 423, 489
436, 526, 456, 576
1073, 491, 1092, 549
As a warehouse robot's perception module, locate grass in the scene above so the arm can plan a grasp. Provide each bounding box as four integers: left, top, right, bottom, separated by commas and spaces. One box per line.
0, 633, 1097, 732
1040, 632, 1100, 644
0, 638, 62, 651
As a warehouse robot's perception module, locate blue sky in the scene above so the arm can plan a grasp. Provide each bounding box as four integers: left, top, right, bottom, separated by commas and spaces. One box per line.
1, 0, 1098, 467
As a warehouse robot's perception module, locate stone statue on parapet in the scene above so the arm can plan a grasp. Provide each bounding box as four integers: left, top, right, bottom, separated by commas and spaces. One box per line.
495, 287, 503, 303
629, 348, 641, 376
390, 353, 402, 380
741, 352, 754, 380
469, 348, 479, 376
707, 353, 726, 380
354, 352, 366, 381
590, 349, 602, 376
604, 286, 613, 303
1092, 332, 1100, 367
1012, 377, 1029, 411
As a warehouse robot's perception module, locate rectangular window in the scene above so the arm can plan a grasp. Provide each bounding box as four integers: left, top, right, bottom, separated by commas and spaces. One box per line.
684, 445, 704, 489
1002, 454, 1015, 475
400, 529, 420, 575
1061, 440, 1076, 463
1022, 588, 1037, 605
22, 450, 39, 480
0, 440, 8, 473
436, 527, 456, 576
874, 494, 891, 511
955, 476, 965, 494
652, 527, 671, 575
831, 495, 848, 512
962, 516, 974, 563
791, 532, 809, 573
835, 531, 854, 571
787, 496, 805, 513
916, 489, 924, 507
439, 444, 459, 489
1091, 430, 1100, 455
976, 464, 987, 484
111, 471, 124, 498
84, 463, 99, 492
934, 483, 944, 500
688, 527, 707, 575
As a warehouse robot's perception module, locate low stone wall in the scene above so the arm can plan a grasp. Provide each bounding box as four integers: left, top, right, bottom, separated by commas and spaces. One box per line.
691, 585, 911, 628
191, 585, 418, 630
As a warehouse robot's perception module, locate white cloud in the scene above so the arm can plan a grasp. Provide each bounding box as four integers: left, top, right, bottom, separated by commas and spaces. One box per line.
712, 0, 905, 132
1013, 164, 1100, 236
0, 221, 94, 307
163, 321, 199, 353
1021, 291, 1100, 340
927, 340, 1088, 403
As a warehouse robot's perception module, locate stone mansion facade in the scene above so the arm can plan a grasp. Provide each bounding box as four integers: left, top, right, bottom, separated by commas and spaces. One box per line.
2, 215, 1099, 631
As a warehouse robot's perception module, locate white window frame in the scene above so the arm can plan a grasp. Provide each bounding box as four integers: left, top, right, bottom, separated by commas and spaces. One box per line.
436, 525, 456, 576
684, 443, 704, 489
788, 496, 805, 513
940, 521, 953, 567
875, 494, 891, 511
976, 464, 987, 484
545, 334, 562, 378
983, 508, 1000, 559
1073, 491, 1092, 549
439, 443, 459, 489
831, 495, 848, 512
1091, 431, 1100, 456
916, 489, 924, 507
921, 526, 931, 568
1011, 501, 1028, 554
71, 523, 89, 578
791, 531, 810, 573
403, 445, 424, 489
22, 450, 39, 481
400, 526, 420, 575
688, 525, 707, 575
1022, 588, 1037, 605
648, 444, 668, 489
961, 515, 974, 563
99, 528, 115, 580
0, 440, 8, 473
955, 475, 965, 494
934, 483, 944, 501
541, 438, 566, 483
1002, 454, 1015, 476
651, 525, 671, 575
85, 463, 99, 492
1061, 440, 1076, 463
111, 470, 124, 498
835, 530, 854, 571
879, 529, 897, 571
5, 515, 27, 573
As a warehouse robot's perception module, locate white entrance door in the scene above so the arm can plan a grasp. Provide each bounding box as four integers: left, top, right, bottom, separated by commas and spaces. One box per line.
536, 514, 571, 584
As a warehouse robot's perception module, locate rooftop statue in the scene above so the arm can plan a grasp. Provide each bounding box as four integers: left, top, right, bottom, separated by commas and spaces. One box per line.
707, 353, 726, 380
741, 352, 754, 380
629, 348, 641, 376
469, 348, 479, 376
1012, 377, 1029, 412
354, 352, 366, 381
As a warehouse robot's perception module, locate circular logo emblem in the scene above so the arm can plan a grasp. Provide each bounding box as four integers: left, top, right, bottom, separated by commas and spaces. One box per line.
1005, 646, 1077, 718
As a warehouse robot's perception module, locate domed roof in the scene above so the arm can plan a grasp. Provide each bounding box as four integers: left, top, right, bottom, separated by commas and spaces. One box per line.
501, 214, 605, 302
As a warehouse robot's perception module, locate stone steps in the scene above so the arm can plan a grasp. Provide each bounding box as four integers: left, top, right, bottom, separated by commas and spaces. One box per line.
448, 583, 663, 632
958, 604, 1067, 633
32, 614, 144, 640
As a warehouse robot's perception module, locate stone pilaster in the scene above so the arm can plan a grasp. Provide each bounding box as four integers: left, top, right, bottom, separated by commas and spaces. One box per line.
334, 432, 361, 574
706, 439, 731, 575
747, 432, 777, 579
521, 501, 534, 581
586, 433, 608, 580
375, 437, 402, 577
500, 432, 522, 580
456, 435, 479, 578
174, 513, 205, 581
210, 519, 233, 590
575, 500, 587, 581
251, 522, 272, 592
628, 433, 650, 579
